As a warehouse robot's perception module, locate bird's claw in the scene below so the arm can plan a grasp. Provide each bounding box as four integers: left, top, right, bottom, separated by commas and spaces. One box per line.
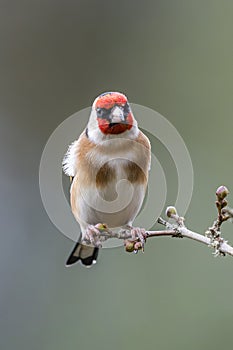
129, 227, 147, 253
82, 224, 103, 248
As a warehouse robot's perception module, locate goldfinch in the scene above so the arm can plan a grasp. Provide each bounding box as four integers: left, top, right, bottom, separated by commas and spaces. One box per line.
63, 92, 151, 267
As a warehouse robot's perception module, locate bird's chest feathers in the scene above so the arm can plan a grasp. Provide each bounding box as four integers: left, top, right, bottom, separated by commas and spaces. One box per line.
74, 138, 149, 228
95, 159, 146, 189
87, 142, 147, 190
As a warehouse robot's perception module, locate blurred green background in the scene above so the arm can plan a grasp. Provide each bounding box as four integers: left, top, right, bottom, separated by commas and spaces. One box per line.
1, 1, 233, 349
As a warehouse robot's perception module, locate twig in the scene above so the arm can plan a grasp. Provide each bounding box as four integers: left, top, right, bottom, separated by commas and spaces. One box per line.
82, 185, 233, 258
155, 216, 233, 257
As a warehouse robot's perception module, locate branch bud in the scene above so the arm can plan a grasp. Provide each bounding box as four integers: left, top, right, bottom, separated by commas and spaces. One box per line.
124, 240, 135, 253
95, 223, 108, 231
166, 206, 177, 218
216, 186, 229, 200
221, 199, 228, 208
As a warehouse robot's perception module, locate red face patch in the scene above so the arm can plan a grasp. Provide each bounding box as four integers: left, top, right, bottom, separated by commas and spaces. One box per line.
95, 92, 127, 110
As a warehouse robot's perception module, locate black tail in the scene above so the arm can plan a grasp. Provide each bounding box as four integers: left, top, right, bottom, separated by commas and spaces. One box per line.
66, 239, 99, 267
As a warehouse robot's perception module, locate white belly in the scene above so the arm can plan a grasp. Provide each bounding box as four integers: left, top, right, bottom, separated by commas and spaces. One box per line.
77, 159, 146, 230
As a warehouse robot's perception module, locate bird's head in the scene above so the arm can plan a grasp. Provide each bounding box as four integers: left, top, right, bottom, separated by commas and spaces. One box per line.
87, 92, 138, 142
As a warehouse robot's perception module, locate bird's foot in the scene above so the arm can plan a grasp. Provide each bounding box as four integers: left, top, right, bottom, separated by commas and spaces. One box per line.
127, 226, 147, 253
82, 223, 109, 248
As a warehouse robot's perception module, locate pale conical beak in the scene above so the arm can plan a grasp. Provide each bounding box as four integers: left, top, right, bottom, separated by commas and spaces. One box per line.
110, 106, 125, 123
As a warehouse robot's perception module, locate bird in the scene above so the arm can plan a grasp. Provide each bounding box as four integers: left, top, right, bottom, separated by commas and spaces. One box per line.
63, 91, 151, 267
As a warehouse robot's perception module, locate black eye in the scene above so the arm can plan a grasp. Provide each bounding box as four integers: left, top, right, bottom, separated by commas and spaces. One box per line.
124, 102, 130, 116
96, 108, 103, 117
96, 108, 110, 119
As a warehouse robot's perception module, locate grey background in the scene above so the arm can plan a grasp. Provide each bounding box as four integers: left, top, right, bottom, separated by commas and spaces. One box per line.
1, 1, 233, 350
